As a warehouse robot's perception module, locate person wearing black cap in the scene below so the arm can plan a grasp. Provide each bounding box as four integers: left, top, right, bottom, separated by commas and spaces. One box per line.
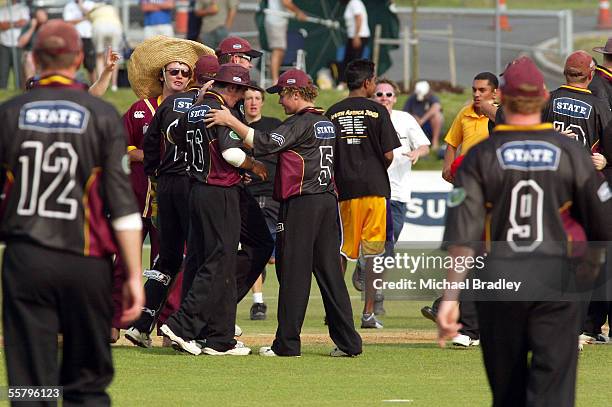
125, 54, 220, 348
0, 19, 144, 403
160, 63, 268, 356
205, 68, 363, 358
437, 56, 612, 407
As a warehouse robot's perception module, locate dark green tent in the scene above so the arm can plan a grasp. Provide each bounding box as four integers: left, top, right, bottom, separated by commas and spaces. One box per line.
255, 0, 399, 78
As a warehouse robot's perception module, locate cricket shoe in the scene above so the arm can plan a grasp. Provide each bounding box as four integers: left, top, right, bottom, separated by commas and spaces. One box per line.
420, 306, 437, 323
203, 342, 251, 356
581, 332, 610, 344
160, 324, 201, 356
452, 334, 480, 347
250, 303, 267, 320
259, 346, 300, 357
361, 313, 383, 329
329, 347, 358, 357
124, 327, 152, 348
235, 324, 243, 337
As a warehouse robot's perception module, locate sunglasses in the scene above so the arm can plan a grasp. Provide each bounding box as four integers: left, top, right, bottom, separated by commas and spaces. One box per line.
236, 54, 252, 62
375, 92, 394, 98
165, 68, 191, 78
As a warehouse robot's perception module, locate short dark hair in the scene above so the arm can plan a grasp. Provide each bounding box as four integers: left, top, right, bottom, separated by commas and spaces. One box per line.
346, 59, 375, 91
218, 54, 232, 64
604, 54, 612, 64
245, 87, 265, 101
473, 72, 499, 89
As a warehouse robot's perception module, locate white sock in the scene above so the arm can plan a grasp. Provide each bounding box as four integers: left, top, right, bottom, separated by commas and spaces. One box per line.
253, 292, 264, 304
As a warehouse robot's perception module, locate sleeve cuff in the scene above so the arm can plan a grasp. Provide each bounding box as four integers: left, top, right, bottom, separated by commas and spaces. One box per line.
244, 128, 255, 148
127, 145, 138, 152
112, 213, 143, 231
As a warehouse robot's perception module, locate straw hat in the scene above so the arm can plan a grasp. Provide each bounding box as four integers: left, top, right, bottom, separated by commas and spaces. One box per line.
127, 35, 215, 99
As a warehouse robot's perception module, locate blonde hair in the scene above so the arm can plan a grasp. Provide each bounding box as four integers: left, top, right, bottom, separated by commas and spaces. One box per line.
502, 95, 547, 114
280, 86, 319, 102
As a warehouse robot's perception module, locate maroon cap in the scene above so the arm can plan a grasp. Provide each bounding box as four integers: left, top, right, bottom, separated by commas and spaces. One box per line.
194, 55, 220, 83
33, 19, 82, 55
266, 69, 314, 94
500, 56, 546, 98
564, 50, 595, 77
214, 63, 263, 91
216, 36, 262, 58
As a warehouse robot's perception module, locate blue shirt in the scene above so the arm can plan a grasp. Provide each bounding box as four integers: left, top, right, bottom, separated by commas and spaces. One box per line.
141, 0, 172, 26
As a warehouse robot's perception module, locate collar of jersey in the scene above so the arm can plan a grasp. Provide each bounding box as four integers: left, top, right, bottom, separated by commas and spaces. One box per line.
203, 90, 226, 106
596, 65, 612, 79
494, 123, 554, 132
560, 85, 592, 94
296, 106, 324, 115
464, 104, 486, 118
35, 74, 88, 90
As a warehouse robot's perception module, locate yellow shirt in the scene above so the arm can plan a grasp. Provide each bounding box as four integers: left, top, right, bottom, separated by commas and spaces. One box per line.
444, 104, 490, 155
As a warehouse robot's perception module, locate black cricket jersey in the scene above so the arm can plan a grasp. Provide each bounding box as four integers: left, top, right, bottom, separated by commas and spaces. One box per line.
326, 97, 401, 201
542, 85, 612, 153
444, 123, 612, 259
588, 65, 612, 108
143, 88, 199, 177
252, 107, 336, 201
246, 116, 282, 197
0, 75, 138, 257
171, 90, 244, 187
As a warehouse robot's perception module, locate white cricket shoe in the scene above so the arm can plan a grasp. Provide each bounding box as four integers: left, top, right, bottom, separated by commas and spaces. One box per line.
160, 324, 201, 356
329, 347, 357, 357
235, 324, 243, 337
452, 334, 480, 347
203, 343, 252, 356
259, 346, 301, 357
124, 327, 152, 348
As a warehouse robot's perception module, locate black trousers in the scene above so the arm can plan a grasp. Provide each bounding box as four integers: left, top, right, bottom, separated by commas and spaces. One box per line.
2, 242, 113, 407
166, 183, 240, 352
134, 174, 191, 334
476, 301, 580, 407
271, 193, 362, 356
582, 257, 612, 336
235, 186, 274, 301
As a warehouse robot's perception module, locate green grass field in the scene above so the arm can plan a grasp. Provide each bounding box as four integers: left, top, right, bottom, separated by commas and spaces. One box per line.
1, 257, 610, 406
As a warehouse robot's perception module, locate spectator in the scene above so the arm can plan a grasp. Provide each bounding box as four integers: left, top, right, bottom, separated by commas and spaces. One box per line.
196, 0, 238, 49
243, 87, 282, 321
338, 0, 370, 88
88, 1, 122, 91
264, 0, 307, 84
187, 0, 202, 40
442, 72, 498, 184
63, 0, 97, 83
0, 0, 29, 89
17, 8, 47, 84
141, 0, 175, 39
591, 37, 612, 109
403, 80, 444, 150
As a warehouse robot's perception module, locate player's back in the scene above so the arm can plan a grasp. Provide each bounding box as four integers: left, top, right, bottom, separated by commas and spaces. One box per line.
0, 85, 135, 257
455, 123, 610, 258
542, 85, 611, 150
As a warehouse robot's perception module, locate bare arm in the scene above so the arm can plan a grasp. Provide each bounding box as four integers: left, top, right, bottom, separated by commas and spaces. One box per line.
89, 47, 120, 97
205, 106, 253, 146
403, 144, 430, 165
225, 4, 237, 29
420, 102, 441, 124
17, 20, 37, 48
281, 0, 307, 20
194, 2, 218, 17
442, 144, 457, 183
383, 150, 394, 168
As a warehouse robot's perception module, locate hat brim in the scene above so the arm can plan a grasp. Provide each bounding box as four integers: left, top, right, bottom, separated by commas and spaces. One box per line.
128, 36, 215, 99
246, 49, 263, 58
266, 84, 283, 94
214, 77, 264, 93
593, 46, 612, 54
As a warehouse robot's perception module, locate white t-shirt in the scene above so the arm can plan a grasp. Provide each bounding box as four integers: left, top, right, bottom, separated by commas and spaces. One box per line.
265, 0, 287, 25
388, 110, 430, 203
343, 0, 370, 39
0, 3, 30, 47
63, 1, 95, 39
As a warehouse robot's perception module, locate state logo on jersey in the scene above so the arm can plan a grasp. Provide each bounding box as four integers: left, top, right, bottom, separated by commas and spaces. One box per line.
173, 98, 194, 113
313, 121, 336, 139
19, 100, 90, 134
187, 104, 211, 123
552, 97, 592, 119
496, 141, 561, 171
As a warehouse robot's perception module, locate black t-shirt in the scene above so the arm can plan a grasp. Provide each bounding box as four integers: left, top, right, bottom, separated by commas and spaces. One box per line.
143, 88, 199, 177
171, 90, 244, 187
588, 65, 612, 109
326, 97, 401, 201
444, 124, 612, 258
253, 107, 336, 201
488, 105, 506, 136
542, 86, 612, 159
246, 116, 282, 197
0, 80, 138, 257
